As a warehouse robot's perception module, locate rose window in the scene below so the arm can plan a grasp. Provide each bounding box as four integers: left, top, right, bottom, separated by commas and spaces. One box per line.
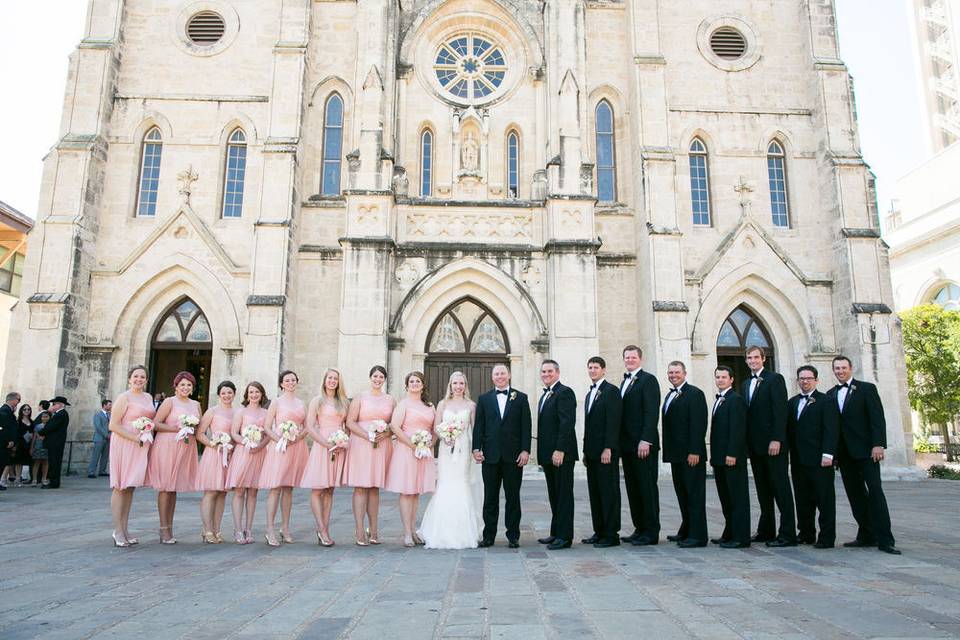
434, 34, 507, 101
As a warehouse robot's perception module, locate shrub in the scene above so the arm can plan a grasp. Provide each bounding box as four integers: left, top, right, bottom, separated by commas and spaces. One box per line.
928, 465, 960, 480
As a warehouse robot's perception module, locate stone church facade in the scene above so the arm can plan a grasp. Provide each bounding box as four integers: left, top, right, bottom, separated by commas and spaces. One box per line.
4, 0, 914, 467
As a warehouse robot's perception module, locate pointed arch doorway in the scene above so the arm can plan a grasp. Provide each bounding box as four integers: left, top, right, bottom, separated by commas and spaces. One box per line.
149, 297, 213, 409
716, 305, 777, 389
424, 297, 510, 399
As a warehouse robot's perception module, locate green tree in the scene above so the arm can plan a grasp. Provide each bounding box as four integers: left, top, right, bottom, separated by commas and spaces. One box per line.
900, 305, 960, 461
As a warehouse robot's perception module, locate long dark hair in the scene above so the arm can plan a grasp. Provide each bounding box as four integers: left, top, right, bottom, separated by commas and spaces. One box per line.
17, 404, 32, 423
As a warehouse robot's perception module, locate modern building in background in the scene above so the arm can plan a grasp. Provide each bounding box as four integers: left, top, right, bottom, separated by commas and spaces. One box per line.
910, 0, 960, 152
3, 0, 913, 470
0, 200, 32, 386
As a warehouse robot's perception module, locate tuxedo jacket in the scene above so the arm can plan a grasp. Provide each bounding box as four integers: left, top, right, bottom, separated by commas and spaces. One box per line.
619, 369, 661, 450
826, 379, 886, 460
0, 404, 16, 463
709, 389, 748, 466
472, 388, 532, 464
536, 381, 578, 461
41, 409, 70, 447
742, 369, 788, 455
583, 379, 622, 459
787, 390, 839, 467
661, 383, 707, 464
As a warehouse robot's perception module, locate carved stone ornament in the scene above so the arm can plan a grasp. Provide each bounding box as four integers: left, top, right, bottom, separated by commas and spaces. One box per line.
395, 261, 419, 286
521, 264, 542, 287
406, 210, 533, 243
461, 133, 479, 172
177, 165, 199, 205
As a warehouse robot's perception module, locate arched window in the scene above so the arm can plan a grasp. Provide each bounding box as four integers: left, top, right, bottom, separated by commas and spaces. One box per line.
716, 305, 777, 386
420, 129, 433, 197
426, 298, 509, 354
506, 130, 519, 198
689, 138, 711, 226
136, 127, 163, 217
222, 128, 247, 218
595, 101, 617, 202
321, 94, 344, 196
932, 283, 960, 311
149, 297, 213, 408
767, 140, 790, 227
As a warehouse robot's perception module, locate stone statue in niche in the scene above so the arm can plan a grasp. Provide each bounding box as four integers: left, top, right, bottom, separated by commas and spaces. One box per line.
461, 133, 479, 172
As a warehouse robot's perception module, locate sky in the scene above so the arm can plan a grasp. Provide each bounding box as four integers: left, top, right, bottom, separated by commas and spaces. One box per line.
0, 1, 929, 220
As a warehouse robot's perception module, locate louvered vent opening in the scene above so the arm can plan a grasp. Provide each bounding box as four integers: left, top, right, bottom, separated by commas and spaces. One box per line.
710, 27, 747, 60
187, 11, 225, 45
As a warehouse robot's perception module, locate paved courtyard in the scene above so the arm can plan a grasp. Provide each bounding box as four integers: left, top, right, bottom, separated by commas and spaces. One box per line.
1, 472, 959, 639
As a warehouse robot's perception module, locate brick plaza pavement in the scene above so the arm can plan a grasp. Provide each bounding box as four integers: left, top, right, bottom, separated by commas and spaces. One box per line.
1, 472, 959, 639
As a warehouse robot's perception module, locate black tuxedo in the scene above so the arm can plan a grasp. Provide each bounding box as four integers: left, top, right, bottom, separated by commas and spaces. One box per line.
619, 369, 661, 540
41, 409, 69, 488
0, 403, 16, 469
537, 381, 577, 542
473, 388, 532, 543
827, 379, 894, 547
662, 382, 708, 543
787, 390, 839, 545
743, 368, 796, 542
583, 379, 622, 541
709, 389, 750, 544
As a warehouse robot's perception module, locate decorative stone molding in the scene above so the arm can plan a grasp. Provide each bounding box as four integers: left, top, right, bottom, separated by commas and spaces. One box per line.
530, 337, 550, 353
543, 239, 601, 254
246, 295, 286, 306
395, 261, 420, 286
653, 300, 690, 312
842, 227, 882, 238
596, 253, 636, 266
851, 303, 892, 315
404, 210, 534, 244
387, 336, 406, 351
646, 222, 682, 236
298, 245, 342, 260
520, 264, 542, 287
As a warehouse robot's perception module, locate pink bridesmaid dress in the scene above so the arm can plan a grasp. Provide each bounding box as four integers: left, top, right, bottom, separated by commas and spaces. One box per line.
300, 402, 348, 490
343, 393, 394, 488
145, 396, 200, 492
385, 402, 437, 495
109, 391, 155, 489
225, 407, 267, 490
196, 406, 235, 491
258, 396, 308, 488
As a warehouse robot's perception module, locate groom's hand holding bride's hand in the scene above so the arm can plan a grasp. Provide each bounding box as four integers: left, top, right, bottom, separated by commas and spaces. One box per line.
473, 449, 484, 463
516, 451, 529, 467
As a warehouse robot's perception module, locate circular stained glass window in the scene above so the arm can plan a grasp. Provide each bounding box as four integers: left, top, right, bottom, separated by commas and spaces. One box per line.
434, 34, 507, 101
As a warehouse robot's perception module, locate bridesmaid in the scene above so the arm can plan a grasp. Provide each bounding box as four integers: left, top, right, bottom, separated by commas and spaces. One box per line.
108, 364, 155, 547
385, 371, 437, 547
343, 365, 395, 545
195, 381, 236, 543
258, 370, 308, 546
145, 371, 201, 544
226, 381, 269, 544
301, 368, 350, 546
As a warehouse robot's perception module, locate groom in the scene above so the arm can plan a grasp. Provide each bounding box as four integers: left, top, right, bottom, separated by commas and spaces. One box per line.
473, 364, 532, 548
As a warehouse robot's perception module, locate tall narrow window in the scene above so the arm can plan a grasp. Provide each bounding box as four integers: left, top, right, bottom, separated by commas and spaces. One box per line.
136, 127, 163, 217
222, 128, 247, 218
689, 138, 711, 226
506, 130, 519, 198
420, 129, 433, 197
321, 94, 344, 196
595, 101, 617, 202
767, 140, 790, 227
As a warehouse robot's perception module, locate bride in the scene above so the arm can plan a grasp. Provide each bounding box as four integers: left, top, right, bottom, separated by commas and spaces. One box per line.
418, 371, 483, 549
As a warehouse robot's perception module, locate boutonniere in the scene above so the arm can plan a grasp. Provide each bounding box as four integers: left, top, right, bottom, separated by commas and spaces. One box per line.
509, 391, 517, 401
807, 397, 816, 405
850, 384, 857, 392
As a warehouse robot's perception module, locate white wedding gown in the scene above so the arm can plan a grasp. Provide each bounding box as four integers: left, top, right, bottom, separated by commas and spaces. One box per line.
418, 409, 483, 549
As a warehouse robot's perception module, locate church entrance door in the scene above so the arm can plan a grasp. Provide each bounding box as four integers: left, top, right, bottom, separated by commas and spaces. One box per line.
148, 298, 213, 410
715, 305, 777, 388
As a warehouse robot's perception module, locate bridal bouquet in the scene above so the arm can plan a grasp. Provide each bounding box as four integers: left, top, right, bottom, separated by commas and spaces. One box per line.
241, 425, 263, 449
436, 417, 466, 453
211, 432, 233, 467
411, 429, 433, 459
275, 421, 299, 453
132, 417, 154, 447
368, 419, 389, 448
326, 429, 350, 461
176, 414, 199, 443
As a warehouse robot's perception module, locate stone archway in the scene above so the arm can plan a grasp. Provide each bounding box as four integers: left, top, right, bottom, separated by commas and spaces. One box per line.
716, 304, 776, 390
148, 297, 213, 409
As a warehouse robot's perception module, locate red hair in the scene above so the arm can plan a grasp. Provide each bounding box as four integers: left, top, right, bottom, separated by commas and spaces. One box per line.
173, 371, 197, 388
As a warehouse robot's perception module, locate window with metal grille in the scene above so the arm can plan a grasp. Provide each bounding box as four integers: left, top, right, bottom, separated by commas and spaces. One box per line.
710, 27, 747, 60
767, 140, 790, 227
136, 127, 162, 217
222, 129, 246, 218
420, 129, 433, 197
507, 130, 519, 198
689, 138, 711, 226
186, 11, 226, 45
595, 101, 617, 202
321, 94, 343, 196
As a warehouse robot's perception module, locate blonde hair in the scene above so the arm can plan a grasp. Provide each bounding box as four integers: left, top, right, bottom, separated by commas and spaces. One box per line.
444, 371, 472, 402
319, 368, 350, 414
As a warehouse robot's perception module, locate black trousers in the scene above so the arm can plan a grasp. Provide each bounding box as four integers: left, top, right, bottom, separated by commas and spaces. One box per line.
791, 462, 836, 544
714, 463, 750, 544
481, 460, 524, 542
838, 452, 894, 547
584, 454, 621, 540
750, 451, 796, 541
670, 460, 707, 543
543, 459, 575, 541
621, 447, 660, 539
46, 441, 65, 488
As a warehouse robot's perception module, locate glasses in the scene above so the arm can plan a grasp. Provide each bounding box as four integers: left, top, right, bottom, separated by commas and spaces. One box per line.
797, 377, 817, 382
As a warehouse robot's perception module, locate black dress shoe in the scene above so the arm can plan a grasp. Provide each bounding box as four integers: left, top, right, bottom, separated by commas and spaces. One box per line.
478, 539, 494, 548
842, 540, 874, 548
581, 534, 600, 544
538, 536, 556, 545
547, 538, 572, 550
0, 485, 6, 491
666, 534, 683, 542
677, 539, 707, 548
720, 540, 750, 549
710, 538, 729, 545
87, 474, 96, 479
813, 541, 834, 549
631, 536, 658, 546
593, 538, 620, 548
798, 538, 816, 545
98, 473, 110, 477
620, 531, 639, 543
508, 540, 520, 549
765, 538, 798, 548
878, 544, 902, 555
751, 533, 775, 543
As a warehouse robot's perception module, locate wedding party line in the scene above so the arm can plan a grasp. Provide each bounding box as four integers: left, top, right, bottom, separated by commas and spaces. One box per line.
84, 344, 898, 554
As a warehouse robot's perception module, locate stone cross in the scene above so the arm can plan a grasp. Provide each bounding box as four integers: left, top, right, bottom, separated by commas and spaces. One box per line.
734, 176, 754, 212
177, 165, 199, 205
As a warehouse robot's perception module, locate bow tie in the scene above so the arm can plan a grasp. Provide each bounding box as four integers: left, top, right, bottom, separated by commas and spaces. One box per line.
751, 374, 760, 380
623, 373, 632, 380
496, 389, 509, 395
542, 387, 551, 394
589, 383, 597, 389
715, 393, 724, 399
801, 394, 810, 401
838, 383, 849, 388
668, 387, 679, 394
